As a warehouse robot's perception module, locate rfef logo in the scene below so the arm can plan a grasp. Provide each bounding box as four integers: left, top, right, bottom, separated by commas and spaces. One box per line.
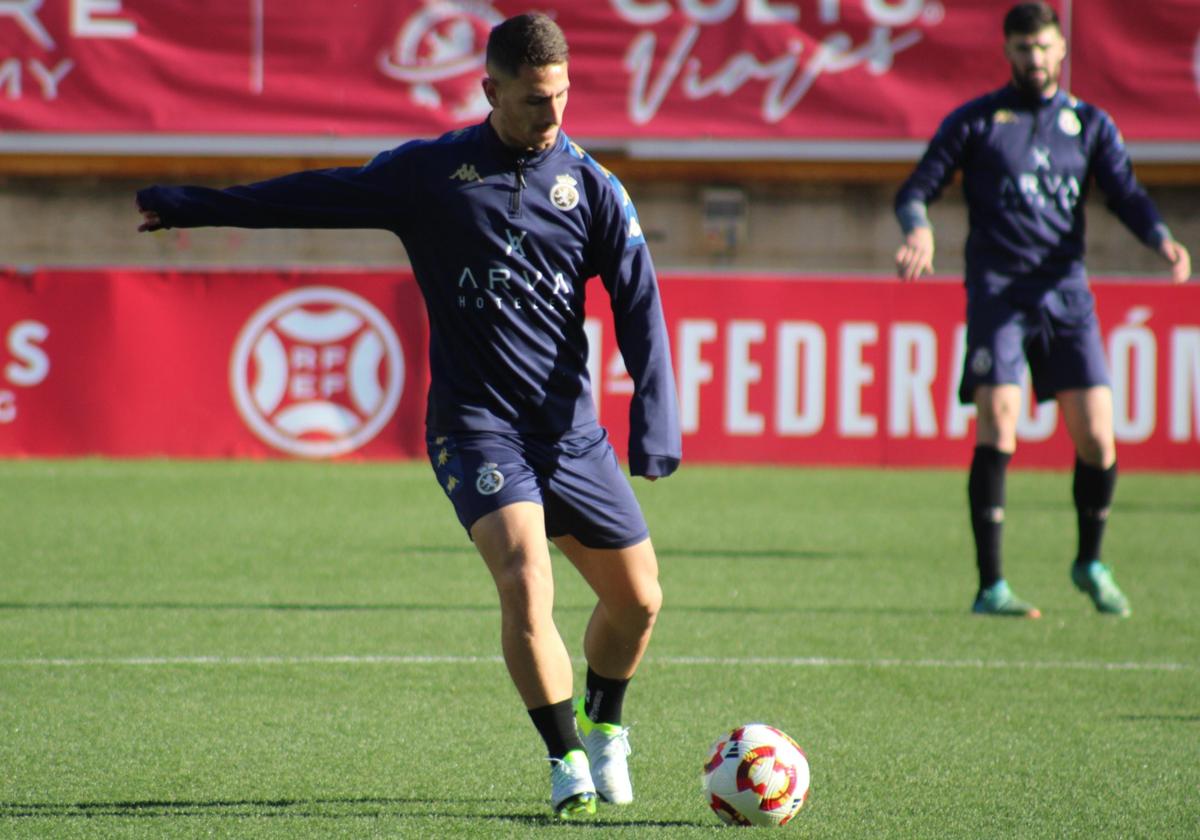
230, 287, 404, 458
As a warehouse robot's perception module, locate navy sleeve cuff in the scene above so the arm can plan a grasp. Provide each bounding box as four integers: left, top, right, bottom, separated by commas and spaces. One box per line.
629, 453, 680, 479
896, 200, 931, 235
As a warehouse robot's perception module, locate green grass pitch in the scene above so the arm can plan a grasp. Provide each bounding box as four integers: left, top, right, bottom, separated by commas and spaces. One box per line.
1, 459, 1196, 838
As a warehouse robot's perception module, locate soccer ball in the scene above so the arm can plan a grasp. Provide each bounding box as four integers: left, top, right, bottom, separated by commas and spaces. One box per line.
702, 723, 810, 827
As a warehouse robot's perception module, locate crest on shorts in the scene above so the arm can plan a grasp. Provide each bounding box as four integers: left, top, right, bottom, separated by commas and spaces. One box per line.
970, 347, 993, 376
1058, 108, 1081, 136
550, 175, 580, 211
475, 463, 505, 495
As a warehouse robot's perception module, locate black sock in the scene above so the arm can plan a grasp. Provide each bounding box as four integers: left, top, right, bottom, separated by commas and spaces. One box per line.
583, 667, 630, 727
968, 445, 1011, 590
1073, 458, 1116, 566
528, 699, 584, 760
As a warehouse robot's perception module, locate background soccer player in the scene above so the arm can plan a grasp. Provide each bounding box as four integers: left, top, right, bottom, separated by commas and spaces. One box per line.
893, 2, 1190, 618
137, 13, 680, 818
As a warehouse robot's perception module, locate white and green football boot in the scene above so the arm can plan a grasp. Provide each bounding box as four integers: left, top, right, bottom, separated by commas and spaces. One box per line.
575, 696, 633, 805
549, 749, 597, 819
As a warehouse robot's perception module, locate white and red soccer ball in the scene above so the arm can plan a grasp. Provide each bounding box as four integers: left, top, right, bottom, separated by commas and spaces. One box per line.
702, 723, 810, 827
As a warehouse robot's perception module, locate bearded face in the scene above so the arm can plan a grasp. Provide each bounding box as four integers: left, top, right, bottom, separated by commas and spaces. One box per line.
1005, 25, 1067, 97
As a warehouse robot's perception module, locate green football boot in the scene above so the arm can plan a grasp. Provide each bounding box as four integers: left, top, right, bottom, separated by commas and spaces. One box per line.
1071, 560, 1131, 617
972, 580, 1042, 618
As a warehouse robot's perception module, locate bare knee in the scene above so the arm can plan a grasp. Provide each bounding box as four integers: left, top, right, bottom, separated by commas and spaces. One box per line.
608, 578, 663, 635
1075, 435, 1115, 468
490, 557, 555, 626
637, 579, 664, 629
1059, 387, 1116, 467
1068, 404, 1115, 466
472, 504, 558, 626
974, 385, 1021, 452
557, 535, 663, 636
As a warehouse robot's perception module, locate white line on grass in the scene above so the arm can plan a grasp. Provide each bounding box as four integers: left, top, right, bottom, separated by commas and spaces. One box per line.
661, 656, 1195, 672
0, 655, 1192, 672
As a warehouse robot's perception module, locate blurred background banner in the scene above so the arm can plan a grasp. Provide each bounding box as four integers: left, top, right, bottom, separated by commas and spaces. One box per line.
2, 269, 1197, 468
2, 1, 1198, 153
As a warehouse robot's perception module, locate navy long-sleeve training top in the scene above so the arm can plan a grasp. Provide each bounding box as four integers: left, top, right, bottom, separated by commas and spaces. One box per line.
138, 119, 681, 477
895, 85, 1168, 288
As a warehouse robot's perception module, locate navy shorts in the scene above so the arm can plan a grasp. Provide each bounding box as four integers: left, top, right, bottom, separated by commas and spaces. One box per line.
959, 284, 1111, 404
426, 428, 650, 550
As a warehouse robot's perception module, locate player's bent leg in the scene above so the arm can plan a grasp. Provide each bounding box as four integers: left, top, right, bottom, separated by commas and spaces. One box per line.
473, 502, 575, 708
473, 504, 598, 816
1057, 387, 1128, 616
553, 535, 661, 805
554, 535, 662, 679
968, 386, 1040, 615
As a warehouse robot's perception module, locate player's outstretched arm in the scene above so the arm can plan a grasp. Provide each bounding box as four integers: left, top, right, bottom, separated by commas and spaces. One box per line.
895, 226, 935, 281
132, 147, 413, 233
1159, 237, 1192, 284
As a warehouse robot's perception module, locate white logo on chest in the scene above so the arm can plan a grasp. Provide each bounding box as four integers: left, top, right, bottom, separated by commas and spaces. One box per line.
1058, 108, 1081, 136
505, 228, 527, 257
550, 174, 579, 211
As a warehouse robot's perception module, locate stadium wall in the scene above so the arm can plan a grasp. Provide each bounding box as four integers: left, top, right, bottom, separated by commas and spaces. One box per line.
1, 173, 1196, 278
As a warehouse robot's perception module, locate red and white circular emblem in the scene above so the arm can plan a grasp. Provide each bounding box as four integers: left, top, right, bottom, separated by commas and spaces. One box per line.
230, 286, 404, 458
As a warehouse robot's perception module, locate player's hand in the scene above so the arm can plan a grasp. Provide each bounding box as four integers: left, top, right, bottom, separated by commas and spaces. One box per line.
1159, 238, 1191, 284
895, 227, 935, 281
137, 202, 164, 233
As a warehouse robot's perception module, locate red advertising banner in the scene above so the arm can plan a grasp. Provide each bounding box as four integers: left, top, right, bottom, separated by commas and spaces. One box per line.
2, 268, 1198, 469
0, 269, 430, 459
598, 275, 1200, 470
1, 1, 1197, 150
1068, 0, 1200, 144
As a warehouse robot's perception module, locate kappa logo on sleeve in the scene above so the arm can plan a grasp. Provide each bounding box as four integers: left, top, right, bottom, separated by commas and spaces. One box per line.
230, 287, 405, 458
628, 214, 644, 240
450, 162, 482, 182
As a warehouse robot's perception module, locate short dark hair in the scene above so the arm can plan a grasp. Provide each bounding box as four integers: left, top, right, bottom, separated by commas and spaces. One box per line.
1003, 3, 1061, 37
486, 13, 569, 78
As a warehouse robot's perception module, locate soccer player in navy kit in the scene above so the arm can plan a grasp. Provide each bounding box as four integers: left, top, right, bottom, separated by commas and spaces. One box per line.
137, 14, 680, 818
894, 2, 1190, 618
